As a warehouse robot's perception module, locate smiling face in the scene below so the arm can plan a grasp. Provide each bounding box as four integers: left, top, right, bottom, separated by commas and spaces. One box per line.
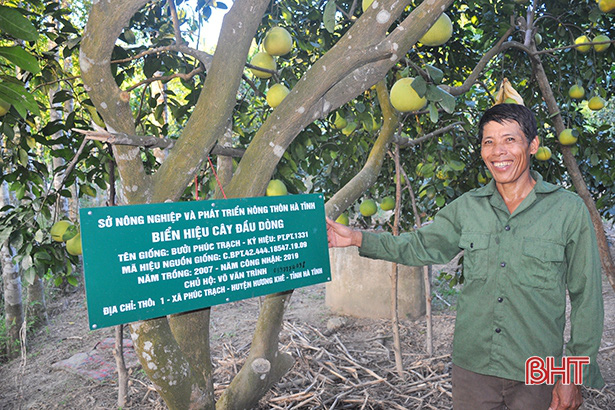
481, 120, 539, 188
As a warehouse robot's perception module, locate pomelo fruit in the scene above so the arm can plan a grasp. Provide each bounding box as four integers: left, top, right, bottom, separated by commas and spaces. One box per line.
359, 199, 377, 217
50, 220, 72, 242
263, 27, 293, 56
250, 52, 276, 79
390, 77, 427, 112
419, 13, 453, 46
535, 146, 552, 161
266, 179, 287, 196
380, 196, 395, 211
266, 84, 290, 108
66, 233, 82, 256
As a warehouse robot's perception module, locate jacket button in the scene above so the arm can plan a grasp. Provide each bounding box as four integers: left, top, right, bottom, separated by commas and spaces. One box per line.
500, 262, 506, 267
498, 297, 503, 303
505, 225, 511, 231
495, 328, 501, 333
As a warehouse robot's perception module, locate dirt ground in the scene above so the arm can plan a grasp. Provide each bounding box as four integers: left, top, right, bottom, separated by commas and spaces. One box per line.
1, 233, 615, 409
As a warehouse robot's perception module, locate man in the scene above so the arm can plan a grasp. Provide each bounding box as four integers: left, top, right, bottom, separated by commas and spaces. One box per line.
326, 104, 604, 409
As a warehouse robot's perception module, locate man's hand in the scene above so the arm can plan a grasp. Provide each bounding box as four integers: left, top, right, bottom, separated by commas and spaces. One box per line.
326, 217, 362, 248
548, 380, 582, 410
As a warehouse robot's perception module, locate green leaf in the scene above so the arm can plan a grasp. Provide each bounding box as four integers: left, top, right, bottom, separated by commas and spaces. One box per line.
22, 254, 32, 270
411, 77, 427, 97
0, 5, 38, 41
435, 195, 445, 207
67, 275, 78, 286
34, 229, 44, 242
18, 148, 29, 166
449, 160, 465, 171
15, 184, 26, 200
0, 227, 11, 245
34, 250, 51, 262
425, 64, 444, 84
425, 85, 456, 113
429, 102, 439, 123
323, 1, 336, 34
62, 224, 78, 241
439, 90, 456, 114
80, 184, 97, 197
0, 80, 40, 117
425, 84, 444, 101
0, 46, 40, 74
23, 267, 37, 285
590, 153, 599, 166
9, 231, 25, 248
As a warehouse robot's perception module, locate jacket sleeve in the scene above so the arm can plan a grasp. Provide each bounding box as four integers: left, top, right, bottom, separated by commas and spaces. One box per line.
564, 198, 605, 389
358, 199, 462, 267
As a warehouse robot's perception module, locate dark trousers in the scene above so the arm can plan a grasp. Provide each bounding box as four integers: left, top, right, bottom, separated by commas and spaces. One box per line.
452, 364, 555, 410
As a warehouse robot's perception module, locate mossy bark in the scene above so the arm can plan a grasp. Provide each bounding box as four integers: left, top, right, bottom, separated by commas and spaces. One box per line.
168, 309, 215, 409
129, 318, 210, 410
216, 291, 295, 410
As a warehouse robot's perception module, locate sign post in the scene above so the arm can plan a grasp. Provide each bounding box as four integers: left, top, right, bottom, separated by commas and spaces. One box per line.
79, 193, 331, 329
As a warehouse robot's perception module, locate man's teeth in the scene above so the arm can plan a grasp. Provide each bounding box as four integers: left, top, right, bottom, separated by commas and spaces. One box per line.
493, 161, 512, 168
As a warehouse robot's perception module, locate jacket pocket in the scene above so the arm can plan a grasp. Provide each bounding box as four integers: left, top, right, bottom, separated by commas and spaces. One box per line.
521, 239, 565, 289
459, 233, 490, 281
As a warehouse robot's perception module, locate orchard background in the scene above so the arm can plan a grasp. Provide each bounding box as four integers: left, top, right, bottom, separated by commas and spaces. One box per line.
0, 0, 614, 408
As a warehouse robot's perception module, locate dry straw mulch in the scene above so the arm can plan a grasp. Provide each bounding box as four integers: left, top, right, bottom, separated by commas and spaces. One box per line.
211, 320, 615, 409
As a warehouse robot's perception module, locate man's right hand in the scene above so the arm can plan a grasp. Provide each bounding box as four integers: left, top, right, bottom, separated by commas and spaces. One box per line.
326, 217, 363, 248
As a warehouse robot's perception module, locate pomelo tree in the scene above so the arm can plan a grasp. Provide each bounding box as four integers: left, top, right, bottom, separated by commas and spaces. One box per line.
0, 0, 94, 357
1, 0, 614, 407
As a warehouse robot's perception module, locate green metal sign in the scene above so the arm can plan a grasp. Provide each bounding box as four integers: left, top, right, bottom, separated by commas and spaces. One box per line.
79, 194, 331, 329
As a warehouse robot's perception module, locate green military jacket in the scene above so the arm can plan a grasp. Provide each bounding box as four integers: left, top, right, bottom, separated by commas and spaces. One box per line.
359, 172, 605, 388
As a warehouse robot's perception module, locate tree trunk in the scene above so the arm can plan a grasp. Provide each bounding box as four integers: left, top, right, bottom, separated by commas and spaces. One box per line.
2, 240, 23, 359
128, 317, 211, 410
113, 325, 129, 407
390, 144, 404, 379
27, 275, 48, 328
1, 182, 23, 358
168, 310, 215, 408
216, 291, 295, 410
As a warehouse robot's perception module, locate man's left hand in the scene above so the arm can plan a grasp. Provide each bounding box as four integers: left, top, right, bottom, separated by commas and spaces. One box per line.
548, 380, 582, 410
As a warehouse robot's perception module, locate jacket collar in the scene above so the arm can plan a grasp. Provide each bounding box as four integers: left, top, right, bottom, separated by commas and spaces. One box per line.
470, 171, 560, 198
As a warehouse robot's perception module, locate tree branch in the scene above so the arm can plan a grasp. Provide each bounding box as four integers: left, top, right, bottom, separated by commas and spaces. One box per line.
53, 136, 89, 195
111, 44, 213, 70
150, 0, 270, 202
325, 79, 398, 219
230, 0, 455, 200
126, 66, 204, 92
533, 39, 615, 56
80, 0, 152, 203
72, 128, 245, 157
439, 26, 515, 96
167, 0, 186, 45
392, 122, 464, 148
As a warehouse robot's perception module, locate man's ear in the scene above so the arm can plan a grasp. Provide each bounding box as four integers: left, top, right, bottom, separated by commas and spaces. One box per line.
529, 136, 540, 155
